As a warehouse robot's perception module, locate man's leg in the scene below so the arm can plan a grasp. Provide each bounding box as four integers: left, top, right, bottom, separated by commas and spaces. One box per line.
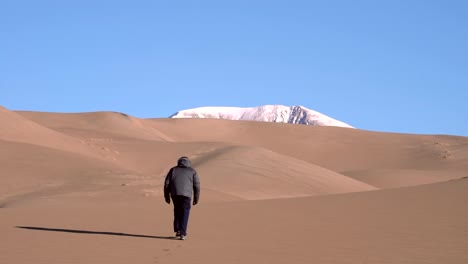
172, 196, 181, 233
179, 196, 192, 237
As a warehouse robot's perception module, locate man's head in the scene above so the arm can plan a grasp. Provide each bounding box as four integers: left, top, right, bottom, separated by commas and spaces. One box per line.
177, 156, 191, 168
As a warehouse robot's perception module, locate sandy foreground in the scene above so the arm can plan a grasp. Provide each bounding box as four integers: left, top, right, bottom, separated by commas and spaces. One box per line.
1, 107, 467, 263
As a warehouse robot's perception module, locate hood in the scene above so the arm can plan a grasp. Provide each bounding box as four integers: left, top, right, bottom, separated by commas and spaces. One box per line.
177, 157, 191, 168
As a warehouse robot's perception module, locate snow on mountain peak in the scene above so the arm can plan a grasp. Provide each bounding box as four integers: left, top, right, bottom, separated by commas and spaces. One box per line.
169, 105, 354, 128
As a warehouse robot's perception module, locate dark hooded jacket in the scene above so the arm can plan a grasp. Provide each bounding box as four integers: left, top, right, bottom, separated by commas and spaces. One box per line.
164, 157, 200, 203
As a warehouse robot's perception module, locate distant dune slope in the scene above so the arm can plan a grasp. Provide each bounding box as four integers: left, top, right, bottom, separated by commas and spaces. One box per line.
0, 107, 108, 158
148, 118, 468, 170
190, 145, 377, 199
17, 111, 172, 141
0, 140, 137, 208
341, 169, 467, 188
148, 118, 468, 187
74, 139, 377, 201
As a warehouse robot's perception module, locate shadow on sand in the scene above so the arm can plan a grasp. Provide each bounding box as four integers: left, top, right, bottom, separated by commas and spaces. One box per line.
16, 226, 176, 240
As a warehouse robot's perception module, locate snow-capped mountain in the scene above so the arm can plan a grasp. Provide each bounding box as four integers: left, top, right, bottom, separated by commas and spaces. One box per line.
170, 105, 354, 128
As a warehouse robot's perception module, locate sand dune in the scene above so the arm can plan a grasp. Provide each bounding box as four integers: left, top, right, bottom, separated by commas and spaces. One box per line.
0, 107, 101, 157
1, 108, 468, 263
0, 107, 156, 163
191, 145, 377, 199
0, 140, 138, 208
149, 118, 468, 186
17, 110, 172, 141
342, 168, 467, 188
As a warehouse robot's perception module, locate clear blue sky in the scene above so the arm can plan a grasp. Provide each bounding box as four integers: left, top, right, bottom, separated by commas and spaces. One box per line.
1, 0, 467, 136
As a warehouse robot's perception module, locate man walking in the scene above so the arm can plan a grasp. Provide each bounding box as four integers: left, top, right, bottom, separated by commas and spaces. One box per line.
164, 156, 200, 240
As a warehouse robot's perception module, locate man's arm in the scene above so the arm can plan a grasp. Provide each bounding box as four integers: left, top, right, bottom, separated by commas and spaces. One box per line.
193, 170, 200, 205
164, 168, 173, 204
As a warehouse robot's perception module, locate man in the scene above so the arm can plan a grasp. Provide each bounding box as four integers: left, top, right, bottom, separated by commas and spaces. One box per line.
164, 156, 200, 240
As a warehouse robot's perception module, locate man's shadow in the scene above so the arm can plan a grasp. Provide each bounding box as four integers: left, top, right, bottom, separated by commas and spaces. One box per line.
16, 226, 176, 240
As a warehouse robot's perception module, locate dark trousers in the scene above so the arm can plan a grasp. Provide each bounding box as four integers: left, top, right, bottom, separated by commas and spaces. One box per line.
172, 195, 191, 236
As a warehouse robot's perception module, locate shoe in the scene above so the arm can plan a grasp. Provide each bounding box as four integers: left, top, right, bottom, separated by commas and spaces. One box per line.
179, 235, 186, 240
175, 231, 181, 237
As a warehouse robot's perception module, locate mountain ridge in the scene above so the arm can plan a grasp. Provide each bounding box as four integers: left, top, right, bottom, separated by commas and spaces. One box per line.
170, 105, 354, 128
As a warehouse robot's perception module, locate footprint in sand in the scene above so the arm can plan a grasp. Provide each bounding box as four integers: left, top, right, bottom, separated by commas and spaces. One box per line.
162, 248, 172, 256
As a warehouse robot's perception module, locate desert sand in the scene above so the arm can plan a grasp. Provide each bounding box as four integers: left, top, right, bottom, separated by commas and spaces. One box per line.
1, 106, 467, 263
